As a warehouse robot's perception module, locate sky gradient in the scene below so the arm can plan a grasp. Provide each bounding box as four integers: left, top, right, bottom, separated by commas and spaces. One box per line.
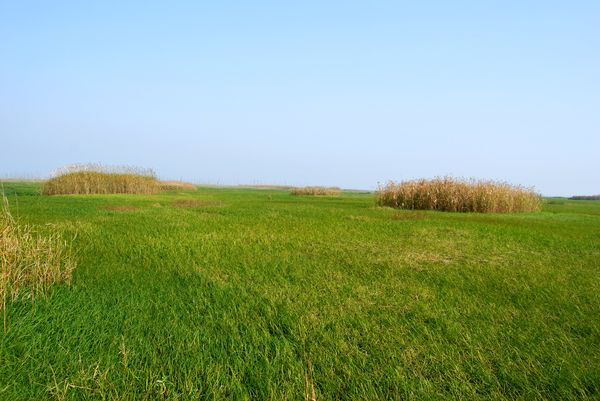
1, 1, 598, 195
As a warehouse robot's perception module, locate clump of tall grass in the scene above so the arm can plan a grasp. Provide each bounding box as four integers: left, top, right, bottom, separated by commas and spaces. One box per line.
159, 180, 197, 190
570, 195, 600, 200
377, 177, 542, 213
1, 195, 76, 328
290, 186, 342, 196
42, 163, 160, 195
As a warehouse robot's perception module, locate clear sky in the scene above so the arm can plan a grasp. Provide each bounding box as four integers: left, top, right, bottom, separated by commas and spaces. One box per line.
1, 1, 598, 195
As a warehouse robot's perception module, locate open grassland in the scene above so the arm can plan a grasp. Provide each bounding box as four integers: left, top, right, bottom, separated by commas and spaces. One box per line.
0, 182, 599, 400
378, 177, 541, 213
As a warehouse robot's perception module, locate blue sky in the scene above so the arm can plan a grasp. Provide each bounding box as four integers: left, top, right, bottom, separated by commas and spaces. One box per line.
1, 1, 598, 195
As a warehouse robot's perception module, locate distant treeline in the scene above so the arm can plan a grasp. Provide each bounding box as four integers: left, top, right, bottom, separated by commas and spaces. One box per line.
569, 195, 600, 200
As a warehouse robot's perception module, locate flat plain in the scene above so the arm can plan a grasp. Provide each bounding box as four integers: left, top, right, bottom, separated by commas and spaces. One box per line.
1, 182, 599, 400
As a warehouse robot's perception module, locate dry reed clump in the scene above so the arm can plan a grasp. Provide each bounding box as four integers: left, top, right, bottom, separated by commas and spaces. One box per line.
377, 177, 542, 213
159, 181, 197, 190
290, 186, 342, 196
42, 164, 160, 195
0, 195, 76, 325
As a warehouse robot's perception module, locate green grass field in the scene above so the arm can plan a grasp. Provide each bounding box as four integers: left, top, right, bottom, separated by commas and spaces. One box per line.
1, 182, 599, 400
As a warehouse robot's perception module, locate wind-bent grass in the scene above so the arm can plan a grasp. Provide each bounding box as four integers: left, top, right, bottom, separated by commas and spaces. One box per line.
377, 177, 542, 213
0, 183, 598, 400
290, 186, 342, 196
0, 195, 75, 331
42, 164, 160, 195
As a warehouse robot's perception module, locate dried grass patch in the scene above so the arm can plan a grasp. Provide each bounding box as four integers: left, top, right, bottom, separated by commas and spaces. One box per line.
1, 195, 75, 326
42, 164, 160, 195
290, 186, 342, 196
377, 177, 541, 213
159, 181, 197, 190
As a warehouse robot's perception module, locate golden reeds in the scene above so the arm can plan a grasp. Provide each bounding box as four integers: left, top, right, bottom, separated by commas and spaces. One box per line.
290, 186, 342, 196
159, 180, 197, 190
377, 177, 542, 213
42, 164, 160, 195
1, 195, 76, 329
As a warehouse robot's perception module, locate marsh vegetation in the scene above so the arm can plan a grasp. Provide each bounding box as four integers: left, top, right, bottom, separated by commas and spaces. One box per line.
0, 180, 597, 400
377, 177, 542, 213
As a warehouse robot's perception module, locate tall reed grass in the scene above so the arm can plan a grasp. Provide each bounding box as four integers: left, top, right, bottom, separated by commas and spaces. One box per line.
1, 195, 76, 330
290, 186, 342, 196
159, 180, 197, 190
377, 177, 541, 213
42, 164, 160, 195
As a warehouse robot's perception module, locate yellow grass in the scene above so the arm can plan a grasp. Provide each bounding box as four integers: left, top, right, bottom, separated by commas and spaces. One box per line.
42, 164, 160, 195
1, 195, 76, 329
159, 180, 197, 190
377, 177, 542, 213
290, 186, 342, 196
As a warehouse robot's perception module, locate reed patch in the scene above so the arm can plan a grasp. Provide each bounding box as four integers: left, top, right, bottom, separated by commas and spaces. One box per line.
159, 181, 197, 190
0, 195, 75, 328
290, 186, 342, 196
42, 164, 160, 195
377, 177, 541, 213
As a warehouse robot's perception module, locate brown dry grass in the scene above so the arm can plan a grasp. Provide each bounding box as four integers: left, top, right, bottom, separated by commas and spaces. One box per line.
42, 171, 160, 195
242, 185, 295, 190
1, 195, 75, 329
377, 177, 541, 213
290, 186, 342, 196
159, 181, 197, 190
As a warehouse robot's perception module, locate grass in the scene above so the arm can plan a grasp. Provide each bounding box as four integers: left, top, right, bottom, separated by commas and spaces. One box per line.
0, 182, 598, 400
0, 194, 76, 333
290, 186, 342, 196
42, 164, 160, 195
377, 177, 542, 213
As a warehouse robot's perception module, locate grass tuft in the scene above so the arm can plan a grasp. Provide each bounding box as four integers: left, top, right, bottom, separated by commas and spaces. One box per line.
42, 164, 160, 195
290, 186, 342, 196
377, 177, 542, 213
0, 194, 76, 329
